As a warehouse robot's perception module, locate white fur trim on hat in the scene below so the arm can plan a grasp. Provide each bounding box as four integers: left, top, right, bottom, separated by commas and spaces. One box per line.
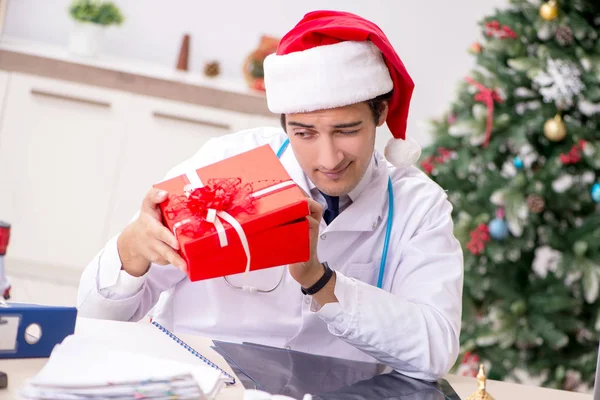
385, 137, 422, 168
264, 41, 393, 114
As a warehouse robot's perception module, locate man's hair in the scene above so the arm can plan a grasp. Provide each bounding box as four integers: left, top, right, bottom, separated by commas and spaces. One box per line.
279, 90, 393, 131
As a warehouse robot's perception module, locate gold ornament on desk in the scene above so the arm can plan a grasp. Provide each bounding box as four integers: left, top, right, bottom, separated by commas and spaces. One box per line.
544, 114, 567, 142
467, 364, 495, 400
540, 0, 559, 21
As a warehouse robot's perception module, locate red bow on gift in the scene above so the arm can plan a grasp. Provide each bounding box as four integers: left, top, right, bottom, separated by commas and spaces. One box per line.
165, 178, 256, 238
186, 179, 251, 214
465, 77, 503, 148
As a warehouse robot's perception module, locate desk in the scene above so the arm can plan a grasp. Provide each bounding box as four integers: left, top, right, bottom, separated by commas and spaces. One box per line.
0, 318, 592, 400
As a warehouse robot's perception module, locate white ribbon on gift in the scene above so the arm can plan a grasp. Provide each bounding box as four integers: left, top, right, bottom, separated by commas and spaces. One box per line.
172, 170, 296, 275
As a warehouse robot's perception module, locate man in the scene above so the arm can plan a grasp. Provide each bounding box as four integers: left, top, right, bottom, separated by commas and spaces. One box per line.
77, 10, 463, 382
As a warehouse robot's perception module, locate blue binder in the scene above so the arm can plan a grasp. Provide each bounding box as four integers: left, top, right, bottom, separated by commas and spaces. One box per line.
0, 302, 77, 359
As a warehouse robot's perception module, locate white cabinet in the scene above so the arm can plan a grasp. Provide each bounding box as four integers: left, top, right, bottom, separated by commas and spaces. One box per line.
244, 114, 281, 131
0, 72, 131, 270
0, 70, 9, 111
0, 70, 277, 276
104, 94, 251, 239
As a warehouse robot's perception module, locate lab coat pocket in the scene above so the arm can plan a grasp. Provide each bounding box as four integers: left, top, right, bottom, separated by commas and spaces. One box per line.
345, 261, 380, 286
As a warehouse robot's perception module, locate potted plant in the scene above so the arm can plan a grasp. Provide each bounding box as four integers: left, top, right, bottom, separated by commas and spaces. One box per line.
68, 0, 124, 58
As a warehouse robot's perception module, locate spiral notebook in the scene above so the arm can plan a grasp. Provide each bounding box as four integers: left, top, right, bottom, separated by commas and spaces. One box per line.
21, 319, 236, 400
151, 320, 236, 384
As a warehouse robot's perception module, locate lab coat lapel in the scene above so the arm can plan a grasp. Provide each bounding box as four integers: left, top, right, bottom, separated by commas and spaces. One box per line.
329, 152, 389, 233
281, 146, 390, 233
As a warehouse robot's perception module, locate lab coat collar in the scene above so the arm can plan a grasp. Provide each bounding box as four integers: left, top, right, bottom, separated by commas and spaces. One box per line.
306, 155, 374, 204
332, 152, 388, 232
282, 146, 389, 233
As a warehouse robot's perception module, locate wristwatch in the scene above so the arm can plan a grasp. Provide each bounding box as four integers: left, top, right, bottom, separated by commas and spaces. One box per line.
301, 262, 333, 295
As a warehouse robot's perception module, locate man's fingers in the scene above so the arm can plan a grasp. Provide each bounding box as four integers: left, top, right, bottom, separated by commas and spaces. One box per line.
152, 241, 187, 272
155, 223, 180, 250
307, 198, 323, 222
170, 253, 188, 273
142, 188, 168, 212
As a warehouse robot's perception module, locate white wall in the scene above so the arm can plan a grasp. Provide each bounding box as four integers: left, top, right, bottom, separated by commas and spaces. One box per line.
3, 0, 508, 148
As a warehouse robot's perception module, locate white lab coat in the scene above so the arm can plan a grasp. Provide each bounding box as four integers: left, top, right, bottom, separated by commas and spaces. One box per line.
77, 126, 463, 382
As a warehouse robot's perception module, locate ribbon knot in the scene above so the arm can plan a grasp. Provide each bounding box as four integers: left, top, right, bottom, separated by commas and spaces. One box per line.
184, 178, 251, 218
169, 178, 255, 233
165, 174, 297, 276
465, 77, 503, 148
166, 178, 256, 275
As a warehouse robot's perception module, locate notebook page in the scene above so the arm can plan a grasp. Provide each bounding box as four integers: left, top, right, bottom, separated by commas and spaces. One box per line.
28, 335, 223, 397
74, 319, 224, 370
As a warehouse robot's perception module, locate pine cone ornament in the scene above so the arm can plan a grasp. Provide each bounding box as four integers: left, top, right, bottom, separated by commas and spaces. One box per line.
204, 61, 221, 78
555, 25, 574, 46
527, 194, 545, 213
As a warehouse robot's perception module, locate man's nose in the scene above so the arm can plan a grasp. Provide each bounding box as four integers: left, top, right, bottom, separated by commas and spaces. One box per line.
317, 137, 344, 170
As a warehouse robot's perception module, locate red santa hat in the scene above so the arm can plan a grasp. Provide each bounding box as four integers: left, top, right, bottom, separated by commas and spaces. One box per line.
264, 10, 421, 167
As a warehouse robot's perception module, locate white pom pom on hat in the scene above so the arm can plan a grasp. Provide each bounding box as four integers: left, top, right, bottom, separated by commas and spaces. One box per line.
384, 136, 422, 168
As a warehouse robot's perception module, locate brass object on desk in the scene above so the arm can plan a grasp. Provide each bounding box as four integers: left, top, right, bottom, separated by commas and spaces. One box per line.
466, 364, 495, 400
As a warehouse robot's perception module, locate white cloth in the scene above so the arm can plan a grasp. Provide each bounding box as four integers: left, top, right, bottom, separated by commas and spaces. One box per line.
77, 127, 463, 382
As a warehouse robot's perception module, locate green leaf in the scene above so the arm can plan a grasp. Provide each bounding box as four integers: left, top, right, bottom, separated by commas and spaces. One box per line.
529, 293, 579, 314
507, 57, 542, 71
68, 0, 124, 26
498, 329, 517, 349
472, 104, 488, 121
530, 315, 569, 350
526, 68, 543, 80
516, 326, 541, 348
582, 258, 600, 304
495, 113, 512, 130
454, 212, 474, 245
475, 333, 501, 347
448, 121, 478, 137
503, 189, 528, 237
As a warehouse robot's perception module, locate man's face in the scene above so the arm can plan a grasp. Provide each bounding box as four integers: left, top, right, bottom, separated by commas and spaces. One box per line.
285, 102, 387, 197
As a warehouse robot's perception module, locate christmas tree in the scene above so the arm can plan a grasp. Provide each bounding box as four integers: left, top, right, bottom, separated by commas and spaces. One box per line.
422, 0, 600, 391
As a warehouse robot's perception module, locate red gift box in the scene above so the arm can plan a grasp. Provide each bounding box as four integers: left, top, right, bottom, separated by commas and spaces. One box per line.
153, 145, 310, 281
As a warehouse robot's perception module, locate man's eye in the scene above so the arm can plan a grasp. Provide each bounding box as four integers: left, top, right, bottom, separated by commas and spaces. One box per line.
295, 131, 313, 138
340, 130, 359, 135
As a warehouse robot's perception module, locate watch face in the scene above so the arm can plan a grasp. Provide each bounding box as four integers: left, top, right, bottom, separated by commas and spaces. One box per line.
213, 341, 461, 400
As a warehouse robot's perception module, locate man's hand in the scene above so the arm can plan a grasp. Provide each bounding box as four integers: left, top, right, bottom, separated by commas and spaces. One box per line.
289, 195, 338, 307
288, 197, 324, 288
117, 188, 187, 277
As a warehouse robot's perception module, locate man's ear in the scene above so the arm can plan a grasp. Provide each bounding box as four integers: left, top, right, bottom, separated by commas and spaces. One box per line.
280, 114, 287, 133
377, 101, 389, 127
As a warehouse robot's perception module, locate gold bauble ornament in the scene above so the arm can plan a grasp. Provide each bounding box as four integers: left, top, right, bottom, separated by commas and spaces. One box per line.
540, 0, 559, 21
467, 365, 495, 400
544, 114, 567, 142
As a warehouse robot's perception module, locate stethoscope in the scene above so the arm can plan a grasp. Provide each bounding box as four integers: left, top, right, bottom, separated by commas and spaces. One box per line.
223, 138, 394, 292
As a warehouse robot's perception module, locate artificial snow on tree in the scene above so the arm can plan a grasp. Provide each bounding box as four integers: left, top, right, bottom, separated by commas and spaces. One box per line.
533, 58, 584, 109
422, 0, 600, 391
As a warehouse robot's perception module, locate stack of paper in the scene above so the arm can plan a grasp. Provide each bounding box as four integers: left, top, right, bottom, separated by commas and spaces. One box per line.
20, 335, 226, 399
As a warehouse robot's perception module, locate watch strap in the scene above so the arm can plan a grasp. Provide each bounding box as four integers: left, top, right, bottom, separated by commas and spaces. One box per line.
301, 262, 333, 295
